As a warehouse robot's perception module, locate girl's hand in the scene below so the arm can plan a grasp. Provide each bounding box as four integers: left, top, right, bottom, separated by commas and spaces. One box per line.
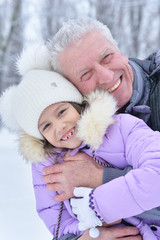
71, 187, 102, 231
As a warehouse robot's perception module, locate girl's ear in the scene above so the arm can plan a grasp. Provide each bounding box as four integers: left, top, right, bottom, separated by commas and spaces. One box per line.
18, 132, 46, 162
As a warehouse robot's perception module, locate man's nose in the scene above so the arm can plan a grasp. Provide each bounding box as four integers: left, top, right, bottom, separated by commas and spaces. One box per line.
95, 64, 114, 85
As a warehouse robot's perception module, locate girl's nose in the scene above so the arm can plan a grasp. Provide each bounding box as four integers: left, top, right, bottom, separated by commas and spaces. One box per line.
56, 121, 67, 135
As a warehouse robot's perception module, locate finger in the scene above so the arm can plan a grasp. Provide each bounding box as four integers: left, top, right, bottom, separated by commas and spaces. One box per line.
54, 191, 72, 202
120, 236, 142, 240
121, 226, 140, 237
73, 187, 89, 197
43, 172, 63, 183
46, 183, 64, 192
43, 164, 63, 175
109, 226, 140, 238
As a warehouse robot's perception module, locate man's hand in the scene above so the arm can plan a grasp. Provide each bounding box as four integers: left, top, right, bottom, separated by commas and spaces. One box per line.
79, 226, 142, 240
43, 152, 103, 201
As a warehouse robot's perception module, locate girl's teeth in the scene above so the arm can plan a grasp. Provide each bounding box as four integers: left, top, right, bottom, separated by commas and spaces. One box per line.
62, 129, 74, 140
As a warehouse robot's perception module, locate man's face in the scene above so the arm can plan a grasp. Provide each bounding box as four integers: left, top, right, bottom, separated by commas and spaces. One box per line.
59, 31, 134, 108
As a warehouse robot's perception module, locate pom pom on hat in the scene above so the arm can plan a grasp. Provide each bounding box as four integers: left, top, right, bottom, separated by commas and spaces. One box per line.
16, 42, 51, 76
0, 85, 21, 131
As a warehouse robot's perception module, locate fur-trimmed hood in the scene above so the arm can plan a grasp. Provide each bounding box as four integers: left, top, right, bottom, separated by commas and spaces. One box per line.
18, 90, 117, 163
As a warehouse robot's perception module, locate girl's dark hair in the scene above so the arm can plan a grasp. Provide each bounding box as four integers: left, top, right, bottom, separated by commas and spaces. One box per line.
43, 101, 87, 156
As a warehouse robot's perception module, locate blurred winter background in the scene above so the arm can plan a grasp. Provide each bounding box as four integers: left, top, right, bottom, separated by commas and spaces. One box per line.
0, 0, 160, 239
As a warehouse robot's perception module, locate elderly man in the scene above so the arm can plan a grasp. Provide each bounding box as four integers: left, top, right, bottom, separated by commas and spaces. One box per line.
43, 18, 160, 239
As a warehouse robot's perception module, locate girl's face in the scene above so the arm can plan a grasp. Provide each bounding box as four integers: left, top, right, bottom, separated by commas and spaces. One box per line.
38, 102, 82, 149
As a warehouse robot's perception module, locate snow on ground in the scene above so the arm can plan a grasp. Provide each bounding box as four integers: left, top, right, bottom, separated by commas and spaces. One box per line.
0, 128, 52, 240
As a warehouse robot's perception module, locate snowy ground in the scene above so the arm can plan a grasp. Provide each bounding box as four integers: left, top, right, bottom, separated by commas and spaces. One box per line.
0, 128, 52, 240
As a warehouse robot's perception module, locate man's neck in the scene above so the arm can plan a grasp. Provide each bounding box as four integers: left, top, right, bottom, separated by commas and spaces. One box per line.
117, 102, 130, 114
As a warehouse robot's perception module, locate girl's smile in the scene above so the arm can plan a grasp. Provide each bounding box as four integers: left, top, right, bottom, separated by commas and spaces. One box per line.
61, 127, 75, 141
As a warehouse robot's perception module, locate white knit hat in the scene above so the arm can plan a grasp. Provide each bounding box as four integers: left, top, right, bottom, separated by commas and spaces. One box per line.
0, 43, 82, 139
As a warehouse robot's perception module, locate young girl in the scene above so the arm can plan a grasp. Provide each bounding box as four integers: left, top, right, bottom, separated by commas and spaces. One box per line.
1, 43, 160, 240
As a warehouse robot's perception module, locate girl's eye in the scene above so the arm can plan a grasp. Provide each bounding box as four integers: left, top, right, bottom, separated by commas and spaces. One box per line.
43, 123, 50, 131
58, 109, 66, 117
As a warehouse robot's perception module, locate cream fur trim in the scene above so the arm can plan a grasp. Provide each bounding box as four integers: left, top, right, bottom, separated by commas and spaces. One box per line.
77, 90, 117, 150
18, 132, 46, 162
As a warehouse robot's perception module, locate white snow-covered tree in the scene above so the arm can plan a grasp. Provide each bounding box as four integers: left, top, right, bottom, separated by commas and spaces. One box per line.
93, 0, 160, 58
0, 0, 24, 92
37, 0, 90, 41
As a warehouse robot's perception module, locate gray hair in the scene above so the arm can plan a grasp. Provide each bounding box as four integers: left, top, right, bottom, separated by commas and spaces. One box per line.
47, 17, 118, 74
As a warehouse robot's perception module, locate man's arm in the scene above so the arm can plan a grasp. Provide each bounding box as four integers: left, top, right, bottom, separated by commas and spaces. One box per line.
103, 166, 132, 183
57, 234, 80, 240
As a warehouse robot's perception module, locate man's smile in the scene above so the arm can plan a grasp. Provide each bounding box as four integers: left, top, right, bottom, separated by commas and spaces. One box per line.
108, 78, 121, 93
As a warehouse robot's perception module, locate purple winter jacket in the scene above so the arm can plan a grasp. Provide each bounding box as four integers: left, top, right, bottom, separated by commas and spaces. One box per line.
31, 113, 160, 239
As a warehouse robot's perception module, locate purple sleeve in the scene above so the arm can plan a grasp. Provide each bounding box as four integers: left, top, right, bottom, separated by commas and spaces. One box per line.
93, 114, 160, 223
